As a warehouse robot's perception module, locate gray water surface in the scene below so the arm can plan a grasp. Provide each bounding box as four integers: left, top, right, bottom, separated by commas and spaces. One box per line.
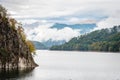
1, 50, 120, 80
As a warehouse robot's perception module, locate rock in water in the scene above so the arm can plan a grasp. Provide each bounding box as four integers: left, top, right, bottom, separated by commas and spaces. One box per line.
0, 5, 38, 69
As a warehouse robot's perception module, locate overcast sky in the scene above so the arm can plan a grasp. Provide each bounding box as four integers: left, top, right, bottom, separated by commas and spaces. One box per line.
0, 0, 120, 42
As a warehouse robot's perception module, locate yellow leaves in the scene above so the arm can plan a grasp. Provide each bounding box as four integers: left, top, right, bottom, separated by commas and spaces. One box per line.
26, 40, 36, 54
9, 18, 17, 30
0, 5, 36, 54
21, 32, 26, 42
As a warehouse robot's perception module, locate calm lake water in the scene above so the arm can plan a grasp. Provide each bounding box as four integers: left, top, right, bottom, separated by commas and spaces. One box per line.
1, 50, 120, 80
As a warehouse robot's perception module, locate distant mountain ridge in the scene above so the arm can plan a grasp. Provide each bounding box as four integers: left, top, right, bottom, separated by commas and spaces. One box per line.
51, 23, 96, 34
32, 41, 48, 50
42, 40, 66, 48
51, 23, 96, 29
32, 40, 66, 50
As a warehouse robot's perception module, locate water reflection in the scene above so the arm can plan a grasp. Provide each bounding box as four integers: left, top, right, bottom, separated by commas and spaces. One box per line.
0, 68, 34, 79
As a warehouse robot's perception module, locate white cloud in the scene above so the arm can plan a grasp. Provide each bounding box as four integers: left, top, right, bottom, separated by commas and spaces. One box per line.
1, 0, 120, 42
94, 17, 120, 30
19, 19, 38, 24
24, 24, 80, 42
1, 0, 120, 26
68, 17, 80, 24
18, 19, 48, 24
68, 17, 97, 24
1, 0, 120, 19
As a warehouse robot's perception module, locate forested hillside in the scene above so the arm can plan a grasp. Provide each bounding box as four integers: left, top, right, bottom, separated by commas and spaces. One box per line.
50, 26, 120, 52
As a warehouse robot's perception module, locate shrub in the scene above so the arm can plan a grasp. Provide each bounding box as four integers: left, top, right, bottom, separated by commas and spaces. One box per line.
26, 40, 36, 54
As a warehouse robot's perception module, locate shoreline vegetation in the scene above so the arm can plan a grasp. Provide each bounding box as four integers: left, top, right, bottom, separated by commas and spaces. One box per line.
0, 5, 38, 70
50, 26, 120, 52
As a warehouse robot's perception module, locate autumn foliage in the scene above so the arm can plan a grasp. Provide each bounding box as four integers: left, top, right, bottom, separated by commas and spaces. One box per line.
26, 40, 36, 54
0, 5, 36, 54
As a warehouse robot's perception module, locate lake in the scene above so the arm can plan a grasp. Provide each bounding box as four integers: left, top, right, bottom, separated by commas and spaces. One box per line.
0, 50, 120, 80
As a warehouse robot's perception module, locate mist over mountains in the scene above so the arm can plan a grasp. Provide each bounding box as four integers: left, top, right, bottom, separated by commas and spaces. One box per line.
23, 22, 97, 49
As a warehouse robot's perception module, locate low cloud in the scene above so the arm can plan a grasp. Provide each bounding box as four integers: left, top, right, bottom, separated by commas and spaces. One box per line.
24, 24, 80, 42
1, 0, 120, 19
94, 17, 120, 30
18, 19, 48, 26
1, 0, 120, 42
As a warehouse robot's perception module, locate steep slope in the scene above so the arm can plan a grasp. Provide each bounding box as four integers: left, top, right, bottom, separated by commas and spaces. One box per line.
0, 5, 37, 69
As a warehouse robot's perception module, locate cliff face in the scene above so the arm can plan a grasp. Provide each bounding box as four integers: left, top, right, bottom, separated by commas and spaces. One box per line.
0, 12, 37, 69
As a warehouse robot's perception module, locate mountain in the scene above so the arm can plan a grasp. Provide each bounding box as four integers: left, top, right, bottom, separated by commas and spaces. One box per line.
50, 25, 120, 52
51, 23, 96, 34
32, 41, 48, 49
42, 40, 66, 48
23, 22, 97, 48
31, 40, 65, 49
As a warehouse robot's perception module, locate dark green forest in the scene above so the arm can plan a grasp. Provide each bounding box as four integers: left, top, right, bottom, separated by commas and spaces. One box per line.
50, 26, 120, 52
